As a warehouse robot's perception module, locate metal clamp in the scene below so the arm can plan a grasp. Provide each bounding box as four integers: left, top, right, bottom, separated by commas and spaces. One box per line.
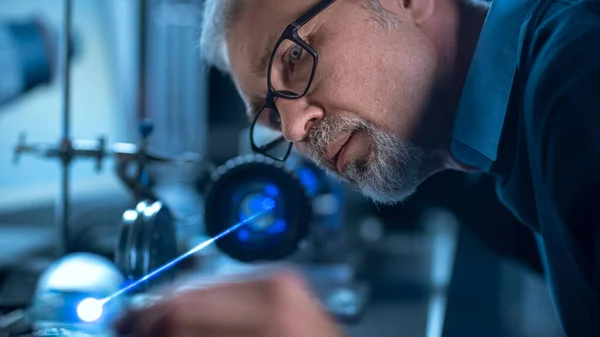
13, 132, 107, 171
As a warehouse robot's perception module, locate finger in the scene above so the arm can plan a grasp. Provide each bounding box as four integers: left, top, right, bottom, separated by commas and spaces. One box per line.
113, 298, 171, 337
115, 281, 269, 337
158, 263, 301, 296
114, 269, 313, 337
168, 279, 272, 329
169, 270, 316, 334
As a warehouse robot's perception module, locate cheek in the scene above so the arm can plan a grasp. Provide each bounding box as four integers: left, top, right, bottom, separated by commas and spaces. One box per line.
315, 27, 438, 140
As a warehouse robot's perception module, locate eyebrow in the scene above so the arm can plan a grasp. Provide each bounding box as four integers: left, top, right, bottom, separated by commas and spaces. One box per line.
251, 32, 280, 77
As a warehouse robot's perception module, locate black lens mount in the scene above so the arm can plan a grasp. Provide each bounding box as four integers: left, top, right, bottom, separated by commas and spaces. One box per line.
204, 154, 312, 262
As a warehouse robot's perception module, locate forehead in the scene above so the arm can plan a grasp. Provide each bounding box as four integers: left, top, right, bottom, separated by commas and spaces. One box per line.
227, 0, 322, 101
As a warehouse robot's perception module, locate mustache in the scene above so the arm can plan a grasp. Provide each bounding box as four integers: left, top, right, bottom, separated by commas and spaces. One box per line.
305, 114, 373, 167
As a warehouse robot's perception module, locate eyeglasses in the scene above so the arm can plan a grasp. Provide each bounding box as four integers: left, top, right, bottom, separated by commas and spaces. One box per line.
250, 0, 336, 161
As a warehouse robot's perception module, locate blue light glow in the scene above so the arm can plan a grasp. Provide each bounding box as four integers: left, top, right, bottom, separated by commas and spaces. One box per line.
243, 195, 275, 215
267, 220, 287, 234
77, 297, 103, 323
297, 168, 319, 195
264, 184, 279, 197
237, 228, 250, 241
260, 197, 276, 211
249, 197, 264, 213
101, 206, 274, 304
239, 194, 278, 232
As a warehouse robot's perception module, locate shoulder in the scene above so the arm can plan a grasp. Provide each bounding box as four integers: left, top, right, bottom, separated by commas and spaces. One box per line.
518, 0, 600, 211
525, 0, 600, 58
520, 0, 600, 140
523, 0, 600, 109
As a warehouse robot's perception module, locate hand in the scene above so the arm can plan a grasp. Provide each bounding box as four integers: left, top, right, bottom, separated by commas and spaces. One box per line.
114, 269, 345, 337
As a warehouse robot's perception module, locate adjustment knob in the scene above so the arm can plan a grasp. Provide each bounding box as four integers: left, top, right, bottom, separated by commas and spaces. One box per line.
138, 119, 154, 139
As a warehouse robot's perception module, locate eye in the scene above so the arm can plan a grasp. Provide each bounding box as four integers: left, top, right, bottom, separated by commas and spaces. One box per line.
289, 45, 304, 62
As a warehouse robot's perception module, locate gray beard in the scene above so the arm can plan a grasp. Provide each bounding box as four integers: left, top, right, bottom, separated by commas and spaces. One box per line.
305, 114, 425, 205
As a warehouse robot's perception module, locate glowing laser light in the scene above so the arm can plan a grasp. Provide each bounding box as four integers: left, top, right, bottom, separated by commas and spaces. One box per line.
237, 228, 251, 241
101, 206, 275, 304
248, 198, 264, 214
261, 197, 276, 211
77, 297, 104, 323
264, 184, 279, 197
297, 168, 318, 196
267, 220, 287, 234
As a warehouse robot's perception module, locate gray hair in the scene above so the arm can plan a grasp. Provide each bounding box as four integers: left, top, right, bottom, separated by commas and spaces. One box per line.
199, 0, 237, 73
199, 0, 401, 74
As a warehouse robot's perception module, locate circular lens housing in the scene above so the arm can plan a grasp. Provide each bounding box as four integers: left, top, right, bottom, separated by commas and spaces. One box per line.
204, 155, 312, 262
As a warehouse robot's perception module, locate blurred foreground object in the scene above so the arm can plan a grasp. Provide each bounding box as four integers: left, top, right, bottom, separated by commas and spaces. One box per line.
30, 253, 124, 336
0, 17, 61, 107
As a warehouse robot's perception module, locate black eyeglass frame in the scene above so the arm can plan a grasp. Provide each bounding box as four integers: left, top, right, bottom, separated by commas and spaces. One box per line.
250, 0, 336, 161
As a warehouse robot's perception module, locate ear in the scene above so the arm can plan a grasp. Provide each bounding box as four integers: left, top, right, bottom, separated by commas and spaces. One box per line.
378, 0, 436, 25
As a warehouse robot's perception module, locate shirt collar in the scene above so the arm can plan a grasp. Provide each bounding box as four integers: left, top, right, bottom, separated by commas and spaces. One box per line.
450, 0, 538, 171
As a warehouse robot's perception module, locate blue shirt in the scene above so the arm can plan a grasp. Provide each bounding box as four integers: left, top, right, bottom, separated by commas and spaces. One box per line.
451, 0, 600, 335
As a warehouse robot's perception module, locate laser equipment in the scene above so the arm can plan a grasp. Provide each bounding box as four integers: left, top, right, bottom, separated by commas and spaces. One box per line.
114, 200, 178, 293
29, 253, 125, 334
202, 153, 371, 322
109, 207, 273, 304
11, 0, 212, 260
112, 119, 214, 292
204, 154, 312, 262
12, 210, 273, 337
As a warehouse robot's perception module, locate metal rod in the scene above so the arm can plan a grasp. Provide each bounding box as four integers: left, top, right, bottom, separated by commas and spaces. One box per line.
56, 0, 73, 256
137, 0, 148, 121
62, 0, 72, 138
57, 161, 70, 256
134, 0, 149, 201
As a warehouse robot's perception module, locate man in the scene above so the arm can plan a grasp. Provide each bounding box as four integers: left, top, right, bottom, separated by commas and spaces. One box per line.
116, 0, 600, 336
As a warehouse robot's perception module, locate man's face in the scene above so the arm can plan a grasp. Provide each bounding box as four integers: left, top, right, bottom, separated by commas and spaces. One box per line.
227, 0, 441, 204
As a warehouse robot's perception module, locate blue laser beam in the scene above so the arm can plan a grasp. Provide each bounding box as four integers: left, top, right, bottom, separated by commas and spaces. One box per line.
99, 206, 274, 305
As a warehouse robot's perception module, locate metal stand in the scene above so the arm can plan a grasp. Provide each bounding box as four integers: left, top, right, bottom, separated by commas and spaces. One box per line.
13, 129, 207, 253
12, 0, 77, 257
10, 0, 206, 258
57, 0, 73, 257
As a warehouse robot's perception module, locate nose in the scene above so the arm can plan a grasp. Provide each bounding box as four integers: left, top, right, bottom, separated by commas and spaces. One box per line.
276, 97, 324, 142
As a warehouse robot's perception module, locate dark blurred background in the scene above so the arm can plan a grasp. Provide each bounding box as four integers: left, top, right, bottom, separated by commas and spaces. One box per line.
0, 1, 563, 336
